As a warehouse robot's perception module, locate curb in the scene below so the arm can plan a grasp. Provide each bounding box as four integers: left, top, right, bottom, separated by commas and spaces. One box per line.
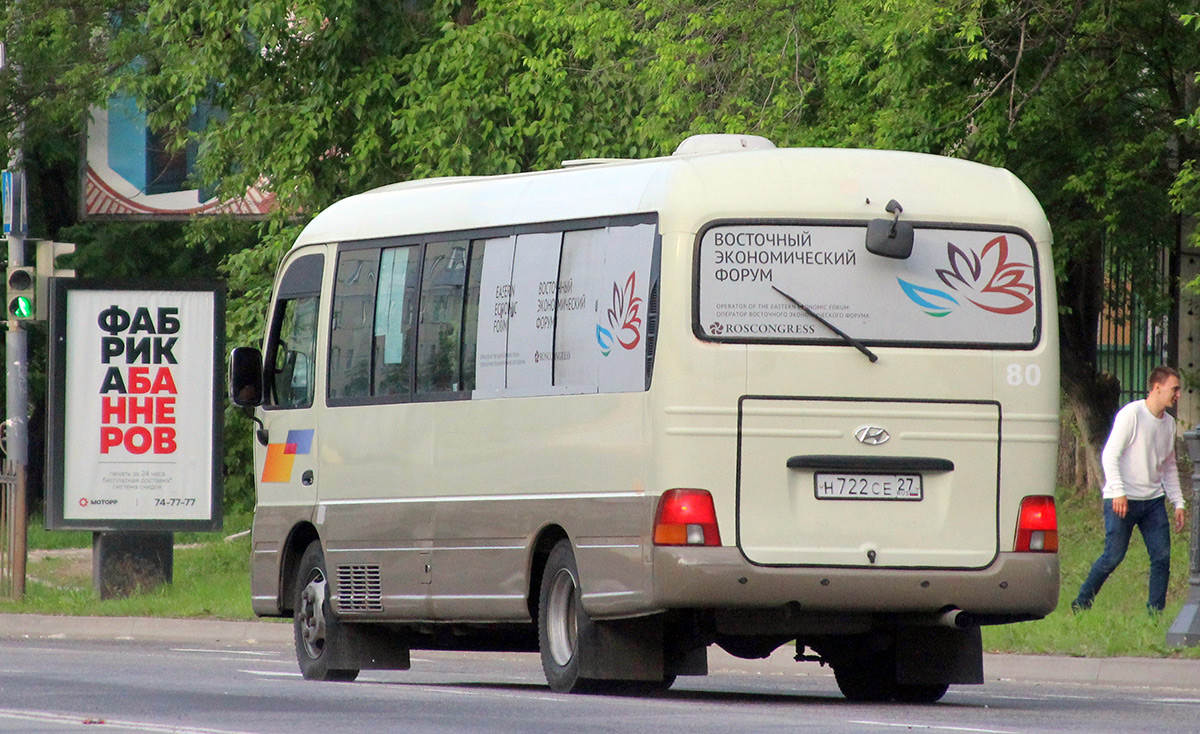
5, 614, 1200, 691
0, 613, 292, 646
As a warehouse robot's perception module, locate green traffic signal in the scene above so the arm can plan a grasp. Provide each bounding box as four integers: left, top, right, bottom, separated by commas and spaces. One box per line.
8, 294, 32, 319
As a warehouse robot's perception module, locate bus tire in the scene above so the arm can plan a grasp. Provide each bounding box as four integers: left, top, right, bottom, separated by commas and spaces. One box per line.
294, 541, 360, 682
894, 682, 949, 703
832, 649, 897, 703
538, 539, 593, 693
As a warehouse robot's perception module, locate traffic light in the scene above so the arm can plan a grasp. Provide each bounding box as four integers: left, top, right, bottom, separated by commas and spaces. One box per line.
6, 265, 35, 320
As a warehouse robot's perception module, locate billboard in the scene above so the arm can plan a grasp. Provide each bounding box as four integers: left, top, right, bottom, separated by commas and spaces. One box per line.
46, 279, 225, 531
82, 96, 275, 220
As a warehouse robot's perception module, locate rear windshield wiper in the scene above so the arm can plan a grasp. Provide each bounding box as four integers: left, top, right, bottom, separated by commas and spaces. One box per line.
771, 285, 878, 363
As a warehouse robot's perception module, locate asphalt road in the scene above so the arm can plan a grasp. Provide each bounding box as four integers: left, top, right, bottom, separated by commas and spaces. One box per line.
4, 616, 1200, 733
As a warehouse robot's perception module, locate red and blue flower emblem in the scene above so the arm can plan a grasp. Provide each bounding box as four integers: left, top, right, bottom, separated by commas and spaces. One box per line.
596, 272, 643, 356
898, 235, 1034, 317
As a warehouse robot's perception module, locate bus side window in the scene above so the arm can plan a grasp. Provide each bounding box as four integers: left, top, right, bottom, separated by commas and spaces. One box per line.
330, 249, 380, 400
266, 296, 318, 409
373, 246, 421, 397
417, 240, 468, 393
460, 241, 485, 392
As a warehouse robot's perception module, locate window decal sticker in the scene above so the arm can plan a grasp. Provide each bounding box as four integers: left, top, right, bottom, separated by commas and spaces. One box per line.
898, 236, 1034, 318
597, 272, 643, 357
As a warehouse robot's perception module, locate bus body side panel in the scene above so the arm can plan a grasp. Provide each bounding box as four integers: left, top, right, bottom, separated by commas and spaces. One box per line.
317, 402, 438, 619
428, 393, 655, 621
315, 394, 658, 623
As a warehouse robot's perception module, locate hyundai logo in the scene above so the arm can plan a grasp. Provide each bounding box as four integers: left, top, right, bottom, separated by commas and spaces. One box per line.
855, 426, 890, 445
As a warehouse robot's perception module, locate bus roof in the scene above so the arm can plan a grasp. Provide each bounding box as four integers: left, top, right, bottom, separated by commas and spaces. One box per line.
292, 138, 1049, 249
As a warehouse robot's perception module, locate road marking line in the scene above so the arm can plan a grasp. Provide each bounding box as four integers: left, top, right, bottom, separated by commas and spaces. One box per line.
1151, 698, 1200, 705
171, 648, 280, 657
412, 685, 564, 703
240, 670, 303, 678
851, 721, 1018, 734
0, 708, 264, 734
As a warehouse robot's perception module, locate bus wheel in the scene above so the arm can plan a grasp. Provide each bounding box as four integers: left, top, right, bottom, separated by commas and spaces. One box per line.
894, 682, 949, 704
538, 539, 592, 692
294, 541, 359, 682
832, 650, 896, 703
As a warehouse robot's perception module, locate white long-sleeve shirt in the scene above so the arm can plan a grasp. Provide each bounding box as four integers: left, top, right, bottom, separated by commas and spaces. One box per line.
1101, 399, 1184, 508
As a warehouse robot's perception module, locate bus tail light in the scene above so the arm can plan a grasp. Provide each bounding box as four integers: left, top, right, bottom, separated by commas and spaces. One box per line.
654, 488, 721, 546
1015, 495, 1057, 552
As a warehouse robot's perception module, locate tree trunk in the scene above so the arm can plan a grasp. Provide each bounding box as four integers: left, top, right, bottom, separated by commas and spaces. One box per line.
1060, 350, 1121, 493
1057, 230, 1118, 494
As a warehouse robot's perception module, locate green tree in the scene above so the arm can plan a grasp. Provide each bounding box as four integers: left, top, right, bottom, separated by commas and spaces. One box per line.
4, 0, 1198, 502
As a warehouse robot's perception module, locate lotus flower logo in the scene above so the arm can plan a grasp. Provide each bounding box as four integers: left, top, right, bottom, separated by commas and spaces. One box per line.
898, 235, 1034, 317
596, 272, 643, 357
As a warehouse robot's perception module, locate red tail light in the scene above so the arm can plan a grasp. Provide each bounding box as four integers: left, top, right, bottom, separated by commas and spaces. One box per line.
653, 488, 721, 546
1015, 495, 1057, 552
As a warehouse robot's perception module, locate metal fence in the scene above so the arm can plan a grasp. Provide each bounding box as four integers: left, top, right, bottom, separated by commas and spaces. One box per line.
0, 457, 16, 599
1096, 245, 1172, 406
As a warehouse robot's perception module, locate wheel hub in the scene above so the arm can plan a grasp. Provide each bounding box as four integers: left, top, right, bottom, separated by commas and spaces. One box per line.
299, 571, 328, 659
546, 567, 578, 667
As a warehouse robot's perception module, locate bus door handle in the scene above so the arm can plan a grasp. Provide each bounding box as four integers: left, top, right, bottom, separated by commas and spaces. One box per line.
301, 470, 314, 486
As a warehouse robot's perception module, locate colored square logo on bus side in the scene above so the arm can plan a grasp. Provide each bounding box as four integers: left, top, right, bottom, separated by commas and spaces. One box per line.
284, 429, 314, 455
261, 429, 314, 483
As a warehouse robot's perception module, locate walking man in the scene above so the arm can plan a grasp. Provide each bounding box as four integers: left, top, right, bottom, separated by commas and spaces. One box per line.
1073, 366, 1186, 613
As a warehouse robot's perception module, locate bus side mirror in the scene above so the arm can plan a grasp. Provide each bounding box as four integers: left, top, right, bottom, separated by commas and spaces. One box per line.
865, 218, 914, 259
229, 347, 265, 408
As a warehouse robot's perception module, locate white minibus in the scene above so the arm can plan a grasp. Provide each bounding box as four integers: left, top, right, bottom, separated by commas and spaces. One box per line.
230, 134, 1060, 702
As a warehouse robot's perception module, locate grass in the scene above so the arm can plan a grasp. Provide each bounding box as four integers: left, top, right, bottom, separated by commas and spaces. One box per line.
5, 496, 1200, 658
982, 488, 1200, 658
0, 511, 259, 620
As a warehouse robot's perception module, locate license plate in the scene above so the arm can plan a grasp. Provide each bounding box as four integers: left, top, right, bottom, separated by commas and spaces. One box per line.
814, 473, 923, 501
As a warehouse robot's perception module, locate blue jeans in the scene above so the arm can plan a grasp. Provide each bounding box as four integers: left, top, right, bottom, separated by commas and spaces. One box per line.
1074, 498, 1172, 612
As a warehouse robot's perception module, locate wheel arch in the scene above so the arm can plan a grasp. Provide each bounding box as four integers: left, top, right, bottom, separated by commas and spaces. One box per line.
527, 524, 570, 621
280, 522, 320, 615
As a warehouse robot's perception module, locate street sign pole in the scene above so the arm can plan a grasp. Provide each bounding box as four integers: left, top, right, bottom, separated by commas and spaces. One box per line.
4, 175, 28, 600
4, 30, 30, 599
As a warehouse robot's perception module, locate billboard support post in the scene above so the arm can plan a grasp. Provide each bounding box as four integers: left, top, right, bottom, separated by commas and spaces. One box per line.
93, 530, 173, 599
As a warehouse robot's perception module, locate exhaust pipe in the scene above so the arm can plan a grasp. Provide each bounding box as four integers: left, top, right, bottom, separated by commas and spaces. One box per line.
935, 608, 975, 629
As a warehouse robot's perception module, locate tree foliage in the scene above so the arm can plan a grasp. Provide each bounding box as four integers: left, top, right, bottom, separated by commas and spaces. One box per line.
2, 0, 1198, 505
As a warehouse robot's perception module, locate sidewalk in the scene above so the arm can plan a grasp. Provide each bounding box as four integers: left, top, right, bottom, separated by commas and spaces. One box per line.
4, 613, 1200, 691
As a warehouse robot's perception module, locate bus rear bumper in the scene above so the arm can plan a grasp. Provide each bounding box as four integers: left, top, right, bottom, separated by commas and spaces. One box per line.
651, 547, 1059, 618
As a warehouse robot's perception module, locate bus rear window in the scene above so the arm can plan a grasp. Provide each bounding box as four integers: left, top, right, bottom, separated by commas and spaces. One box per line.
696, 224, 1040, 348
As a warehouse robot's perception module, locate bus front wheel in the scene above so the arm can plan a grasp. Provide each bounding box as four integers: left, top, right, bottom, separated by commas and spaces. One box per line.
294, 541, 359, 682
